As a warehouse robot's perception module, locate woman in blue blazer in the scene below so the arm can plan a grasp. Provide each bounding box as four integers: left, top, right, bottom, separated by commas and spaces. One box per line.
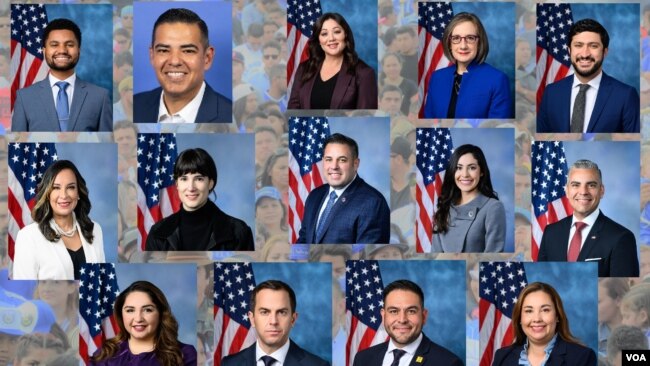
288, 12, 377, 110
424, 12, 512, 118
492, 282, 597, 366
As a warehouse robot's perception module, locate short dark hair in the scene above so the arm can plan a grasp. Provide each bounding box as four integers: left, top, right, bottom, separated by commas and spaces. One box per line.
568, 18, 609, 49
44, 18, 82, 47
173, 148, 217, 192
152, 8, 209, 49
114, 51, 133, 67
383, 279, 425, 307
324, 133, 359, 160
395, 25, 415, 38
607, 325, 649, 360
380, 84, 403, 99
263, 40, 281, 54
250, 280, 297, 314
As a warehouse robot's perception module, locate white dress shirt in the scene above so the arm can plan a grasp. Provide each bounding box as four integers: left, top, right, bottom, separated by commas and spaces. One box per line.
255, 339, 290, 366
49, 73, 76, 111
158, 81, 206, 123
569, 71, 603, 132
567, 208, 600, 254
381, 333, 423, 366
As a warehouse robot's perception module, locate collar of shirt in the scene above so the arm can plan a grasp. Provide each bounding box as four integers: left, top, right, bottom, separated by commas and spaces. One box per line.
255, 338, 290, 366
571, 71, 603, 91
383, 333, 423, 366
328, 174, 357, 198
568, 208, 600, 252
158, 81, 206, 123
519, 333, 558, 366
49, 73, 76, 109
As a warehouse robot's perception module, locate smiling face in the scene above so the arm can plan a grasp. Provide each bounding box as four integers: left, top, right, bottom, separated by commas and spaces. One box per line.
598, 283, 620, 324
318, 19, 346, 58
256, 197, 283, 227
249, 289, 297, 354
454, 153, 482, 199
37, 280, 76, 309
382, 54, 402, 79
381, 289, 427, 347
122, 291, 160, 344
565, 167, 604, 220
176, 172, 214, 211
520, 290, 558, 346
569, 31, 607, 82
43, 29, 80, 78
450, 21, 478, 70
149, 22, 214, 104
323, 142, 359, 189
49, 169, 79, 220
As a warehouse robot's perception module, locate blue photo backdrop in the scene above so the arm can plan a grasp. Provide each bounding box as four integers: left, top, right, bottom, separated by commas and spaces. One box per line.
46, 4, 113, 97
115, 263, 197, 347
132, 1, 233, 99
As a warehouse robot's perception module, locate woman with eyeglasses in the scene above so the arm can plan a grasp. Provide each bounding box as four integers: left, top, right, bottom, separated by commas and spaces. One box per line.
423, 12, 512, 118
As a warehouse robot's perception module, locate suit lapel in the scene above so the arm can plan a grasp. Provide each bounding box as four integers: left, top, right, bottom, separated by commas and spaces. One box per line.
68, 79, 88, 131
330, 63, 352, 109
555, 217, 573, 261
559, 76, 573, 131
196, 83, 218, 122
587, 73, 612, 133
284, 341, 304, 366
546, 337, 567, 366
37, 79, 61, 129
302, 74, 317, 109
577, 212, 606, 261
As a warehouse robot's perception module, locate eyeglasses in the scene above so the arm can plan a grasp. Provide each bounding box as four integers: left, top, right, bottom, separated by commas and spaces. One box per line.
450, 35, 479, 44
264, 54, 279, 60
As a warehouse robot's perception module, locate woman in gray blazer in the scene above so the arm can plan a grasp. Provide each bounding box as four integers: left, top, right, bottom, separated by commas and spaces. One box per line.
432, 144, 505, 252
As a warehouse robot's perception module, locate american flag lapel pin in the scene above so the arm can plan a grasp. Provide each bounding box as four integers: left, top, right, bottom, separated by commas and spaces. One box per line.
416, 356, 424, 363
341, 197, 346, 203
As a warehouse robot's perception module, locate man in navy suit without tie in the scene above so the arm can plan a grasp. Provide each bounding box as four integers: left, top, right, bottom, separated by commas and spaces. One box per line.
538, 159, 639, 277
133, 8, 231, 123
537, 19, 639, 133
352, 280, 463, 366
296, 133, 390, 244
12, 18, 112, 132
222, 280, 329, 366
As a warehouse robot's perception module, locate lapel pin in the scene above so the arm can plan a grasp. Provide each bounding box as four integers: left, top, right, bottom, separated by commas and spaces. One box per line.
416, 356, 424, 363
341, 197, 346, 203
591, 236, 596, 240
468, 211, 473, 218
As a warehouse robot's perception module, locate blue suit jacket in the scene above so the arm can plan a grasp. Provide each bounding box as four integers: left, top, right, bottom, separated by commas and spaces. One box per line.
352, 334, 463, 366
424, 62, 512, 118
221, 341, 329, 366
296, 176, 390, 244
133, 82, 231, 123
537, 212, 639, 277
537, 72, 640, 132
12, 77, 112, 132
492, 337, 596, 366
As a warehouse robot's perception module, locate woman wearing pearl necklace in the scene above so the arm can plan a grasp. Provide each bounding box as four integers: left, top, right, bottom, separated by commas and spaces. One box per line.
13, 160, 105, 280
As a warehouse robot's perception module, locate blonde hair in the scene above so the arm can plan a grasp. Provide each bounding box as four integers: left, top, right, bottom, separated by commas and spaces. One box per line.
621, 283, 650, 328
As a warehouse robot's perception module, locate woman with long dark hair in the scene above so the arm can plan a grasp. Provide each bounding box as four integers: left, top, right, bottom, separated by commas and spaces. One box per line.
432, 144, 505, 252
13, 160, 105, 280
90, 281, 196, 366
288, 12, 377, 109
492, 282, 596, 365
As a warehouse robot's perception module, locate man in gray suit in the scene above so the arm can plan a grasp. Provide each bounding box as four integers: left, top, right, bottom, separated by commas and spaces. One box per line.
12, 18, 112, 132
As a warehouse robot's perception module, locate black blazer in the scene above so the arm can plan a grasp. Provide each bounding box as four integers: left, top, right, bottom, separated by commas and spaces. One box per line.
537, 212, 639, 277
145, 201, 253, 251
221, 341, 329, 366
492, 337, 597, 366
133, 82, 231, 123
288, 60, 378, 109
352, 334, 463, 366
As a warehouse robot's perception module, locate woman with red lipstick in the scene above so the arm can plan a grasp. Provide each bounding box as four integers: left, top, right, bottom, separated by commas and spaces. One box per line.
492, 282, 596, 366
13, 160, 105, 280
432, 144, 505, 252
423, 12, 512, 118
145, 148, 254, 251
90, 281, 196, 366
288, 12, 378, 109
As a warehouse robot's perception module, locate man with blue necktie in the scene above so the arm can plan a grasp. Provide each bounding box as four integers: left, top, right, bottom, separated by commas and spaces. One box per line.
296, 133, 391, 244
12, 18, 112, 132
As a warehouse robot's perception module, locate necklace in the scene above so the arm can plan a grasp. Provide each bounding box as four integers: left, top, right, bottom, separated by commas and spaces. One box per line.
51, 217, 77, 238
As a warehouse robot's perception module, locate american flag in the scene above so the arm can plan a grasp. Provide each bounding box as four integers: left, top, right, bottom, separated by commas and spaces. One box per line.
7, 142, 58, 261
415, 128, 454, 253
531, 141, 572, 261
478, 261, 528, 366
287, 0, 322, 98
346, 260, 388, 366
79, 263, 120, 365
10, 4, 50, 112
418, 2, 453, 118
288, 116, 331, 243
536, 3, 574, 111
136, 133, 181, 249
214, 262, 257, 366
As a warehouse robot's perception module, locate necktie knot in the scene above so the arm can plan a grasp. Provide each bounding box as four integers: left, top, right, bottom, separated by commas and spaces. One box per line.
578, 83, 590, 92
391, 349, 407, 366
329, 191, 338, 201
260, 355, 276, 366
55, 81, 69, 91
574, 221, 588, 231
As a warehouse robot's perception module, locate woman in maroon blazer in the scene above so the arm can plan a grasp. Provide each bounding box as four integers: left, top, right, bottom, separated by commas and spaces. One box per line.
288, 12, 377, 110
